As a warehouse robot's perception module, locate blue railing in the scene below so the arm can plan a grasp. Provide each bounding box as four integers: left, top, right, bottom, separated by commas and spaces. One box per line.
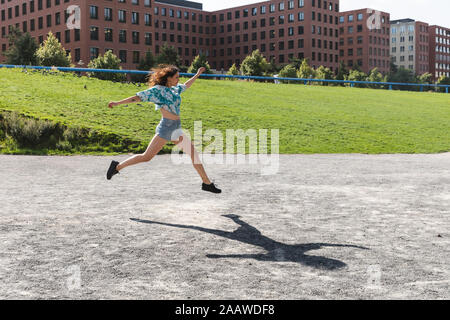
1, 64, 449, 93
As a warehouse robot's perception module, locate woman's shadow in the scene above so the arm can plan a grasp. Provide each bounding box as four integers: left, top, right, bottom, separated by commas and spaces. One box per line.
131, 214, 368, 270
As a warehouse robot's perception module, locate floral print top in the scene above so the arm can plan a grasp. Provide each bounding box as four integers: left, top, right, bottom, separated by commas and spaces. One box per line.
136, 84, 187, 116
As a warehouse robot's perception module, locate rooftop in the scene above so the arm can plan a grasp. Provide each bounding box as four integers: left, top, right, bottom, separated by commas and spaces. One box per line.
155, 0, 203, 10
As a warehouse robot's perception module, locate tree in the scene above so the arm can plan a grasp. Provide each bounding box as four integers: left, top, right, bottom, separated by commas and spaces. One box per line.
188, 53, 212, 74
389, 56, 399, 74
226, 63, 240, 80
336, 61, 349, 82
367, 68, 384, 89
315, 66, 334, 86
387, 67, 416, 90
417, 73, 433, 85
296, 59, 315, 80
35, 32, 72, 67
156, 43, 181, 67
131, 51, 156, 83
266, 57, 281, 76
346, 69, 368, 88
240, 50, 270, 78
288, 57, 303, 70
6, 26, 23, 46
437, 75, 450, 93
4, 32, 39, 66
278, 64, 298, 84
87, 50, 126, 82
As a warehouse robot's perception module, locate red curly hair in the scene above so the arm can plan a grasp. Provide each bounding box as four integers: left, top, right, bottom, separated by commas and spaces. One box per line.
148, 65, 179, 87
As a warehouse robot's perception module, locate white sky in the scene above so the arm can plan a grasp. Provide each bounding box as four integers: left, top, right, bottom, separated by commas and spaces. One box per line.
198, 0, 449, 27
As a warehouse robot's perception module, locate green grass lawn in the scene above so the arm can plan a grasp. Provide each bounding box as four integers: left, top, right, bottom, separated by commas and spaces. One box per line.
1, 67, 449, 154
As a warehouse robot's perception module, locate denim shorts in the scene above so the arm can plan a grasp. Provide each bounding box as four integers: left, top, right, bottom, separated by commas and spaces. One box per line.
156, 118, 183, 141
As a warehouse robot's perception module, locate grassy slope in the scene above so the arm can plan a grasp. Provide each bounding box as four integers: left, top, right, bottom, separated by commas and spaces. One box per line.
1, 68, 449, 154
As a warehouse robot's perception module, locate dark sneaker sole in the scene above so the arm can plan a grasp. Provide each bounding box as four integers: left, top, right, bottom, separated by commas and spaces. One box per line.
107, 161, 120, 180
202, 183, 222, 194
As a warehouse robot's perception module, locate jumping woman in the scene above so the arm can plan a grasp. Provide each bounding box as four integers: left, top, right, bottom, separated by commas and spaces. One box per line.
106, 66, 221, 194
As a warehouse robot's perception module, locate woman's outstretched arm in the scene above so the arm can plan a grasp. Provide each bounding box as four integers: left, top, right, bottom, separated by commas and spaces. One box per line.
108, 95, 141, 108
184, 67, 206, 89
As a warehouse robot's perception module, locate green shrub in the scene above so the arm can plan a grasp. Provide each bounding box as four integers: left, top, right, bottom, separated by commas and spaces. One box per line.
188, 54, 212, 74
278, 64, 298, 84
315, 66, 334, 86
35, 32, 72, 67
88, 50, 127, 82
240, 50, 270, 78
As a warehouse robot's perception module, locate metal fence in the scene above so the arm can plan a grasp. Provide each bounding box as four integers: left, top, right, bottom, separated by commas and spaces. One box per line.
1, 64, 449, 93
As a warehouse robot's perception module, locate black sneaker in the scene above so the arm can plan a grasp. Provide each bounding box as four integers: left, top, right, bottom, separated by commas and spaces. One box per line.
202, 182, 222, 194
107, 160, 120, 180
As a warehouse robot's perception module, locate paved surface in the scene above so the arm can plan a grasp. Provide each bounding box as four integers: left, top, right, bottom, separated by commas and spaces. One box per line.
0, 153, 449, 299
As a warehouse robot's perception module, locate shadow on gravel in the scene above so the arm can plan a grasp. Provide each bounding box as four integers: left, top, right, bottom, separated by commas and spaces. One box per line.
131, 214, 369, 270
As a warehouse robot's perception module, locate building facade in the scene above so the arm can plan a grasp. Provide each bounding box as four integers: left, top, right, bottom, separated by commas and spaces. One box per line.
1, 0, 341, 71
390, 19, 429, 76
338, 8, 390, 74
209, 0, 340, 71
429, 25, 450, 80
1, 0, 448, 79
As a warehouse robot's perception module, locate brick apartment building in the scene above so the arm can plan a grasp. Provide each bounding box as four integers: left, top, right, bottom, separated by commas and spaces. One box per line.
428, 25, 450, 80
0, 0, 448, 78
338, 8, 391, 74
210, 0, 340, 71
0, 0, 340, 71
390, 19, 429, 76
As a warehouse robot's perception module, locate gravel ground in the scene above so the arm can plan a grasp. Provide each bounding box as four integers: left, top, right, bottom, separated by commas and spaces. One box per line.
0, 153, 449, 300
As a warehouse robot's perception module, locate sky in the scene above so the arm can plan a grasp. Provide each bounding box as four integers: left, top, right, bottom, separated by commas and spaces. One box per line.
198, 0, 449, 27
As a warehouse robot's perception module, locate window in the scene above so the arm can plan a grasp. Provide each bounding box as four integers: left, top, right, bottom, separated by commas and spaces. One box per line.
90, 47, 99, 60
90, 6, 98, 19
90, 26, 99, 40
132, 12, 139, 24
119, 50, 127, 63
119, 30, 127, 43
105, 8, 112, 21
118, 10, 126, 23
105, 28, 113, 42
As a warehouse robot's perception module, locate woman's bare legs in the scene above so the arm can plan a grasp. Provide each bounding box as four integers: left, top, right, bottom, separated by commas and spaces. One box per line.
174, 134, 212, 185
116, 135, 167, 172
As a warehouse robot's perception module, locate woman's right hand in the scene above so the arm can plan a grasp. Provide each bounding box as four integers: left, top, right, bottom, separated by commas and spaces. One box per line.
108, 101, 118, 109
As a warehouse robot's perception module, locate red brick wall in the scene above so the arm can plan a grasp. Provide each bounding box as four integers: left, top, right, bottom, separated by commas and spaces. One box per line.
339, 8, 390, 74
429, 25, 450, 80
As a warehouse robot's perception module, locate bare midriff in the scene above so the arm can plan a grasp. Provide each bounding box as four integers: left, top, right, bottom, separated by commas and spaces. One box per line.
160, 108, 180, 120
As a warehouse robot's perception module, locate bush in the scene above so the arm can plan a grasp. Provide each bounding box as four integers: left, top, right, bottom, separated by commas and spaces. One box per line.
156, 43, 181, 67
226, 63, 240, 80
367, 68, 384, 89
35, 31, 72, 67
240, 50, 270, 78
5, 32, 39, 66
131, 51, 156, 83
346, 69, 368, 88
297, 59, 316, 82
87, 50, 127, 82
278, 64, 298, 84
315, 66, 334, 86
188, 54, 212, 74
387, 67, 416, 90
437, 75, 450, 93
0, 112, 60, 148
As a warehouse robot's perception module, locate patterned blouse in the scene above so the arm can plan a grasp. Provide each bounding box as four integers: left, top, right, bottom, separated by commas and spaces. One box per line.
136, 84, 187, 116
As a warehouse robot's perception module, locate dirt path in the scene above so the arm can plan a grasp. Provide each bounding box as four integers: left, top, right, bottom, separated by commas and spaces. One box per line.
0, 153, 449, 299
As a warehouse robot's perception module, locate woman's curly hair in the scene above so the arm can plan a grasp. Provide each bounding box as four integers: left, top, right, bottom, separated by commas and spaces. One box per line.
148, 65, 179, 87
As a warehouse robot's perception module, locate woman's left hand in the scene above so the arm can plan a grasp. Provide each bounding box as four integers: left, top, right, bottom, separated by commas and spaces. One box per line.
197, 67, 206, 75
